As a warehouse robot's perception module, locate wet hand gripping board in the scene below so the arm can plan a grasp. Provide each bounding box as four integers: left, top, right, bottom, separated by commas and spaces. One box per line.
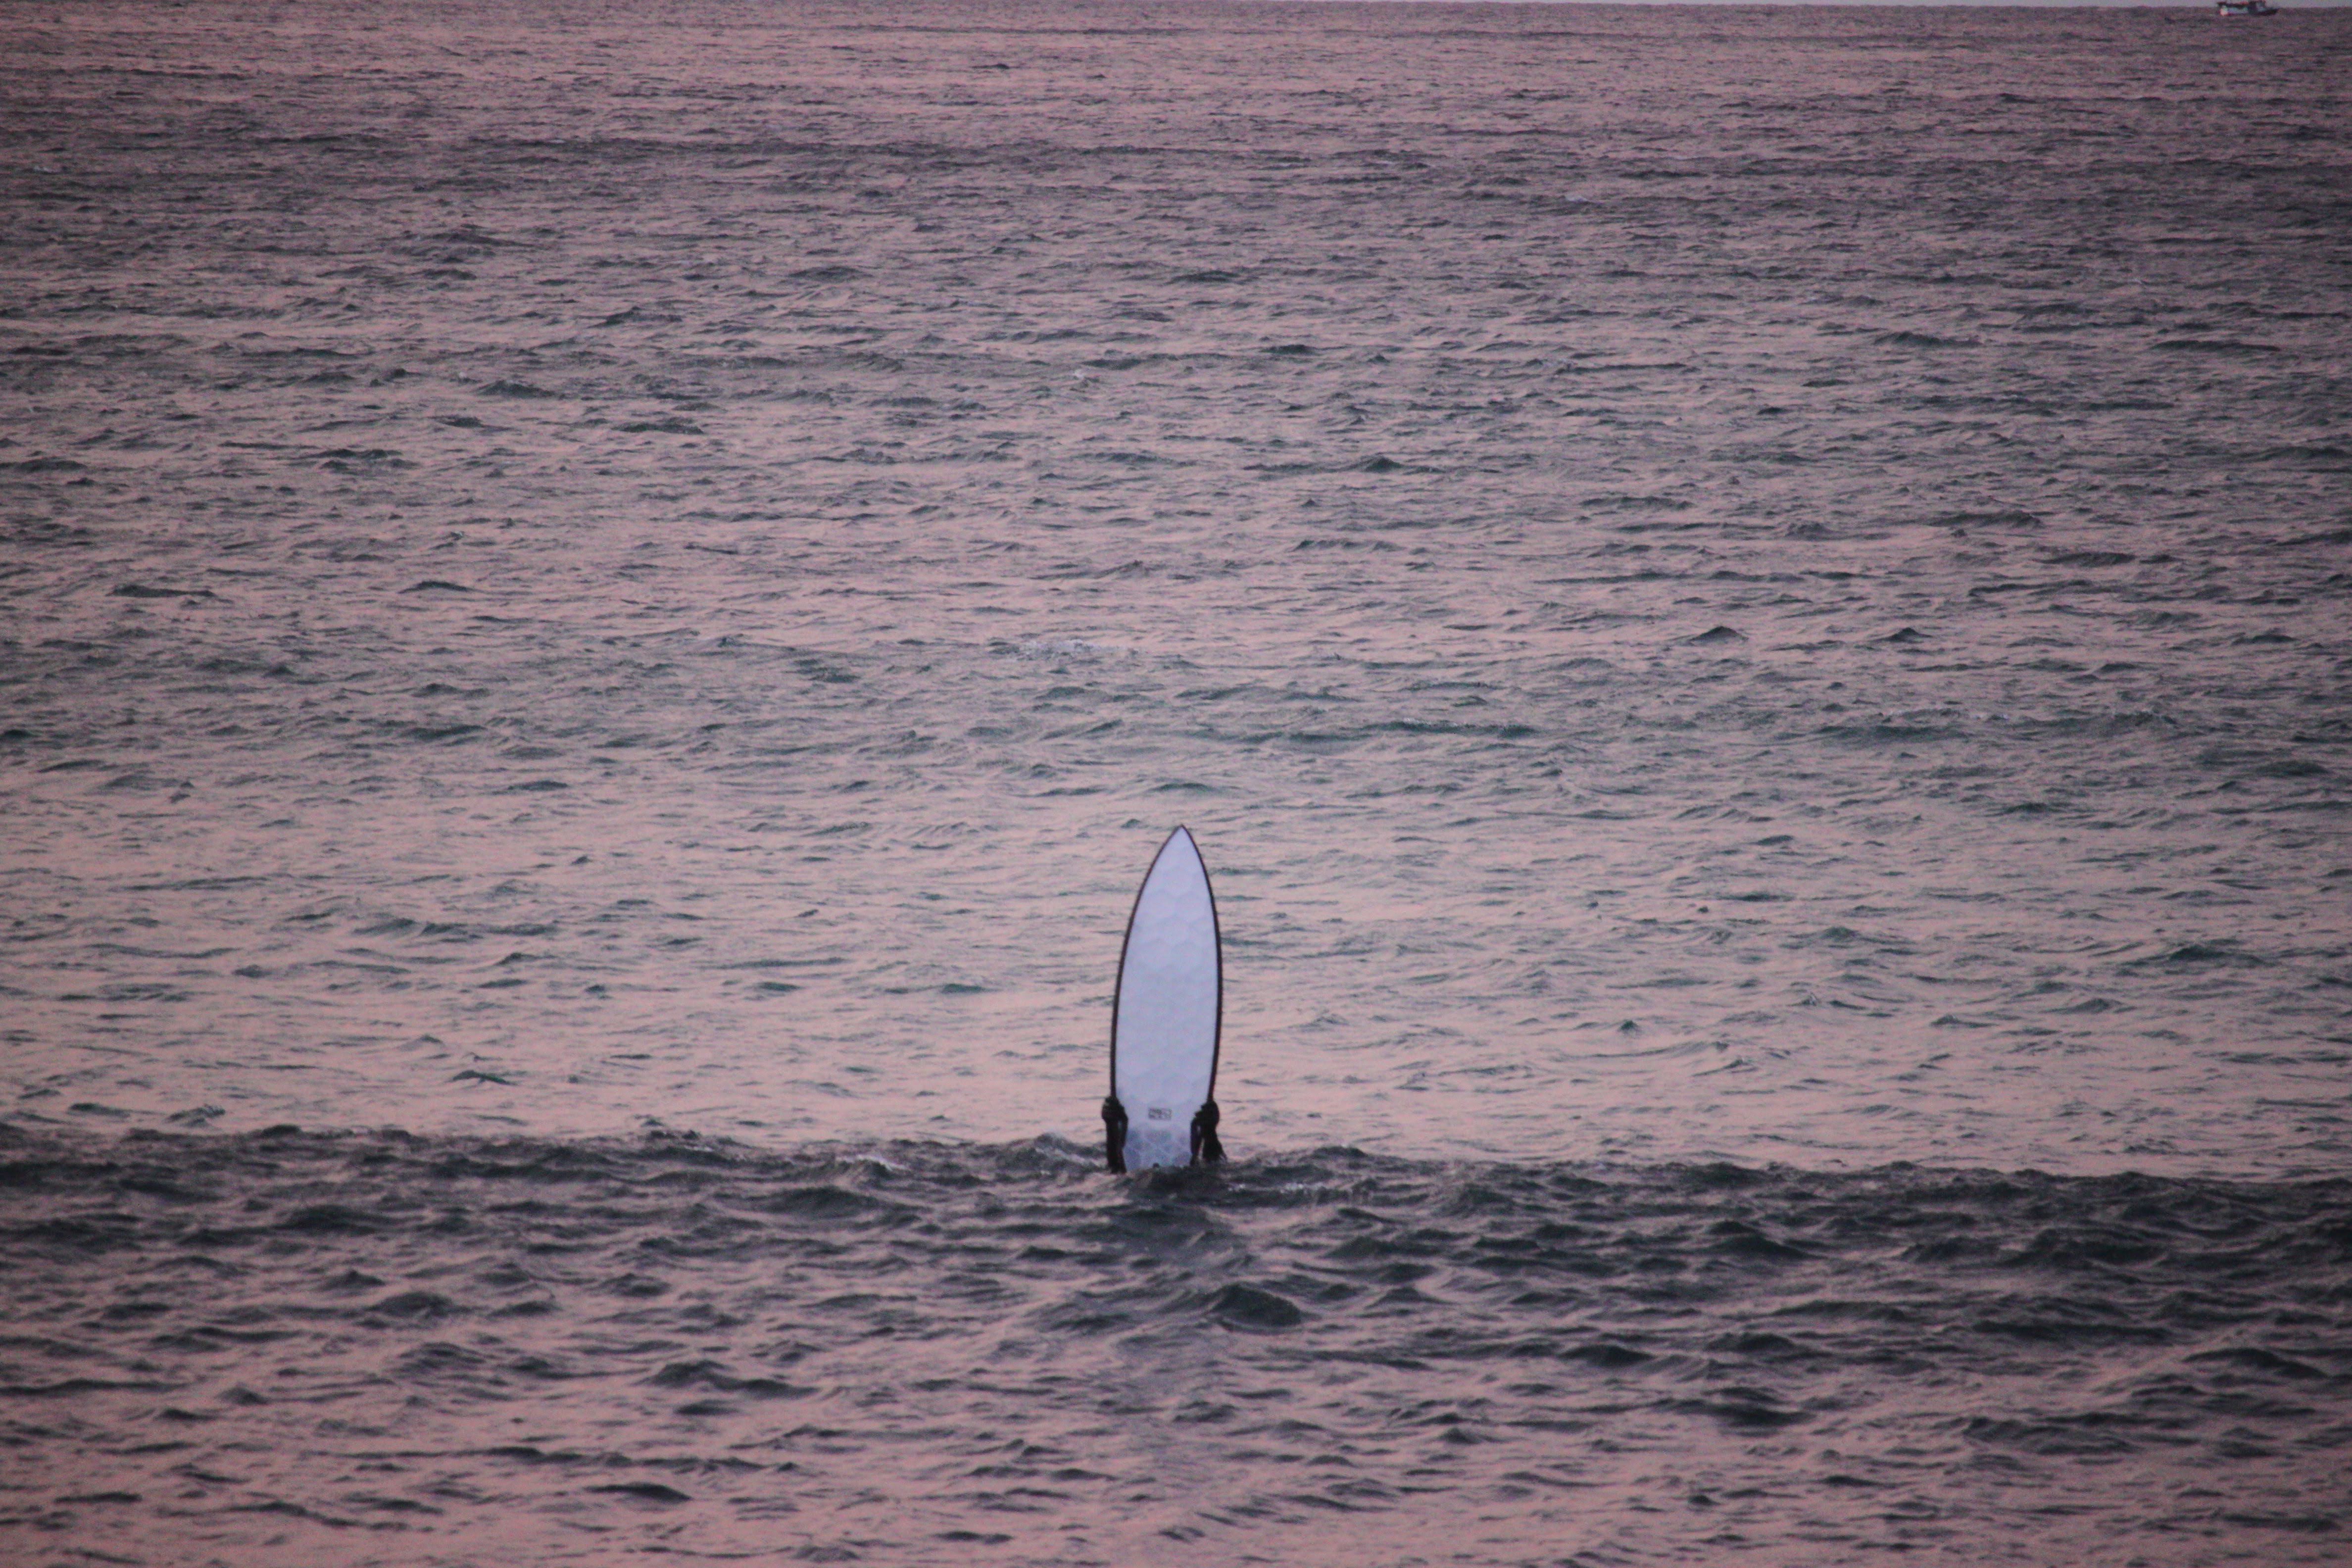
1108, 827, 1223, 1170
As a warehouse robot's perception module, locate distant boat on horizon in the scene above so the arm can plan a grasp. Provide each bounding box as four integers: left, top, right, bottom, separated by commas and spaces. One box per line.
2215, 0, 2277, 15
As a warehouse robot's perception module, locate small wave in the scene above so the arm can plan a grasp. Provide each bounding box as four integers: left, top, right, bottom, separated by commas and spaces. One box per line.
2152, 338, 2281, 355
1, 1125, 2345, 1554
2123, 941, 2269, 970
1816, 721, 1957, 744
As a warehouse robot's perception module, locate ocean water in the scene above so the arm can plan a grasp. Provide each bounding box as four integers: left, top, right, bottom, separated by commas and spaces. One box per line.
2, 1, 2349, 1561
4, 1128, 2348, 1566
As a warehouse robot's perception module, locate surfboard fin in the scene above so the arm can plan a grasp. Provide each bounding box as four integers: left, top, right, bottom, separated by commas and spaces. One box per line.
1189, 1099, 1225, 1166
1101, 1095, 1129, 1174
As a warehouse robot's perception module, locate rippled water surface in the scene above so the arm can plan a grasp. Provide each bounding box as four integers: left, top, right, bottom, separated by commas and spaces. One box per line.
3, 0, 2350, 1559
5, 1128, 2350, 1566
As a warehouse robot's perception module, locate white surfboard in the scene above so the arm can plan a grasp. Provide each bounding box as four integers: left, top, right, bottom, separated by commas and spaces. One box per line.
1109, 826, 1223, 1170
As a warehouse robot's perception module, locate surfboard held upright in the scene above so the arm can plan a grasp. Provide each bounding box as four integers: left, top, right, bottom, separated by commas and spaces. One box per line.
1103, 826, 1225, 1172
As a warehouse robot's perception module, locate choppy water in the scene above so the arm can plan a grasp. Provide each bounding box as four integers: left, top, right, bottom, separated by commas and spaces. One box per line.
3, 0, 2351, 1560
5, 1127, 2350, 1566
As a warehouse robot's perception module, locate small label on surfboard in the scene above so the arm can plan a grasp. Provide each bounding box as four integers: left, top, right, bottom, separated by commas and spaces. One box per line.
1148, 1107, 1171, 1121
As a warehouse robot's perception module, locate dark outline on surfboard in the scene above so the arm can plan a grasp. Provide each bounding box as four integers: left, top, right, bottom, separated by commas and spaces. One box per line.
1108, 824, 1223, 1105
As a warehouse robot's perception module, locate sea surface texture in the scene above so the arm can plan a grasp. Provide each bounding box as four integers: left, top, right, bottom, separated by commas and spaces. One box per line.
2, 1, 2349, 1562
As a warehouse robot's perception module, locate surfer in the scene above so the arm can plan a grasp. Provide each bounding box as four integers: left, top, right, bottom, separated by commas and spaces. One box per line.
1101, 1094, 1222, 1174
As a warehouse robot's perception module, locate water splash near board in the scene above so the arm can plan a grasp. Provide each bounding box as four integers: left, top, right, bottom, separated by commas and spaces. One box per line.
1108, 826, 1223, 1170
